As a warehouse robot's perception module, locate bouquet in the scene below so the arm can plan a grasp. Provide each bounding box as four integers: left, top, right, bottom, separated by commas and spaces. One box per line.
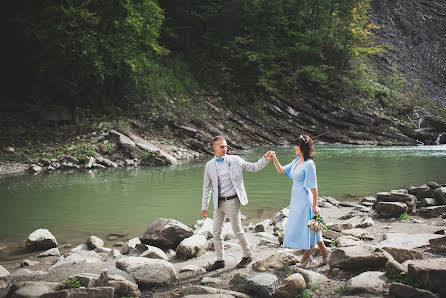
307, 215, 328, 232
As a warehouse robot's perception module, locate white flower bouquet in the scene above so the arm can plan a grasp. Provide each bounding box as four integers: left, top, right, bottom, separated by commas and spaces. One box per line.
307, 215, 328, 232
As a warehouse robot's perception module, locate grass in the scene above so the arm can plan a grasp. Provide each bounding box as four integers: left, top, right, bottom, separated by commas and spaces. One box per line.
334, 284, 346, 294
59, 279, 81, 290
297, 289, 313, 298
398, 212, 409, 221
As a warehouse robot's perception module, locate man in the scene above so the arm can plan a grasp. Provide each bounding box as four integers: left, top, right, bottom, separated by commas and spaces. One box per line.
202, 135, 273, 271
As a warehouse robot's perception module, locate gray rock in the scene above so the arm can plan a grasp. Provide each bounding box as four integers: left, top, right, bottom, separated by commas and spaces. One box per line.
273, 208, 289, 224
374, 202, 408, 218
94, 246, 112, 254
407, 258, 446, 293
341, 228, 370, 239
25, 229, 58, 251
429, 236, 446, 252
182, 285, 250, 298
426, 182, 441, 189
246, 272, 279, 297
385, 259, 406, 277
389, 282, 439, 298
418, 205, 446, 218
180, 265, 204, 273
70, 243, 90, 253
377, 232, 444, 250
433, 187, 446, 205
40, 287, 115, 297
274, 217, 288, 231
352, 205, 372, 213
68, 273, 100, 288
95, 268, 140, 297
176, 235, 207, 259
275, 273, 306, 298
346, 271, 389, 294
116, 256, 177, 289
329, 245, 391, 270
336, 236, 363, 248
184, 295, 235, 298
252, 252, 299, 272
8, 281, 59, 297
418, 198, 437, 208
381, 246, 423, 263
0, 265, 10, 292
338, 201, 357, 207
11, 268, 48, 280
20, 259, 39, 267
129, 133, 178, 166
140, 245, 168, 261
140, 218, 194, 250
49, 250, 102, 270
121, 237, 141, 255
322, 230, 343, 240
193, 218, 214, 239
408, 185, 429, 196
201, 277, 223, 286
86, 236, 104, 249
328, 223, 353, 232
106, 249, 122, 261
38, 248, 60, 258
293, 268, 328, 287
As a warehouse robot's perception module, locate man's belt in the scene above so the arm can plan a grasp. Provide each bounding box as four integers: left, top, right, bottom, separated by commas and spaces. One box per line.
218, 194, 238, 201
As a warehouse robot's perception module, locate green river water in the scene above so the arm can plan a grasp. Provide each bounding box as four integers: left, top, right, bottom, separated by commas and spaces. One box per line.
1, 145, 445, 255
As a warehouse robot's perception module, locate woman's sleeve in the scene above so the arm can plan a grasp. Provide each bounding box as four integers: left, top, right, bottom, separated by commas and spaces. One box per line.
303, 162, 317, 188
282, 159, 296, 179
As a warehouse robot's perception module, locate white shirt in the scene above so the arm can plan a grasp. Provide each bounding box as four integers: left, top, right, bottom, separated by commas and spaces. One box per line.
215, 157, 237, 197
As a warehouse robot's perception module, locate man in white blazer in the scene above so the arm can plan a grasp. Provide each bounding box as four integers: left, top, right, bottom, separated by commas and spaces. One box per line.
202, 136, 273, 271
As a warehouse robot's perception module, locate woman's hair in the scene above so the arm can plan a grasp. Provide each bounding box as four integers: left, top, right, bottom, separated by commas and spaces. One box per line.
294, 134, 314, 160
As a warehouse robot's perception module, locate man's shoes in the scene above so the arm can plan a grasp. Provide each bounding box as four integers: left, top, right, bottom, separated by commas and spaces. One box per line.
205, 260, 225, 272
236, 257, 253, 268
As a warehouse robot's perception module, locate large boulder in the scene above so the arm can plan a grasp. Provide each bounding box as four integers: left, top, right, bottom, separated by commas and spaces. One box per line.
329, 245, 391, 270
0, 265, 10, 297
38, 248, 60, 258
176, 235, 207, 259
95, 268, 140, 297
49, 250, 102, 270
378, 232, 444, 250
140, 218, 194, 250
374, 202, 408, 218
25, 229, 58, 251
116, 256, 177, 289
11, 268, 48, 281
86, 236, 104, 250
193, 218, 214, 239
7, 281, 60, 297
275, 273, 306, 298
429, 236, 446, 252
336, 236, 363, 248
433, 187, 446, 205
418, 205, 446, 218
389, 282, 439, 298
381, 246, 423, 263
293, 268, 328, 288
40, 287, 115, 297
245, 273, 279, 297
385, 259, 407, 277
346, 271, 389, 294
406, 258, 446, 293
121, 237, 141, 255
181, 285, 250, 298
252, 253, 299, 272
140, 245, 169, 261
68, 273, 100, 288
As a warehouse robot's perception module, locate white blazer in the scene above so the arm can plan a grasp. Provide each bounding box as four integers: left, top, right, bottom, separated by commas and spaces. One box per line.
202, 154, 270, 211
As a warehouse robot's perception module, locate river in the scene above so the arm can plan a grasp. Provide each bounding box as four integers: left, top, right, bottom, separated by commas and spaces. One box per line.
1, 144, 445, 256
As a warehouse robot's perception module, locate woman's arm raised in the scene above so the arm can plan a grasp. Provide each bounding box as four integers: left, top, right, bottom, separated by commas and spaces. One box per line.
272, 152, 285, 173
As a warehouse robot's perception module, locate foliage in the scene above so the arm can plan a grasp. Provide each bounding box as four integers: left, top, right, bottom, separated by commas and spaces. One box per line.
297, 289, 313, 298
334, 284, 346, 294
398, 212, 409, 221
59, 279, 81, 290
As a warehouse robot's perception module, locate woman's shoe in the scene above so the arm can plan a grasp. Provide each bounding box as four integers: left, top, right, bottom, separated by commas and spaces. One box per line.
321, 247, 332, 265
295, 255, 313, 269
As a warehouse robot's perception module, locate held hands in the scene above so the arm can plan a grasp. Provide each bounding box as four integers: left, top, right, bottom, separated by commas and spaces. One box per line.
264, 151, 276, 160
202, 210, 207, 218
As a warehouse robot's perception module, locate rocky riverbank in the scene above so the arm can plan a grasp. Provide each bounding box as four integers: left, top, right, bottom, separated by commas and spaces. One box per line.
2, 91, 446, 179
1, 181, 445, 297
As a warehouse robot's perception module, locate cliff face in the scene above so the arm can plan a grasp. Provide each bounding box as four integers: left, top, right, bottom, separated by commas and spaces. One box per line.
370, 0, 446, 103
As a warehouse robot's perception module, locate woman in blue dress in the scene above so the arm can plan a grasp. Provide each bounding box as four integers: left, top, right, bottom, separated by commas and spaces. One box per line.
272, 135, 331, 268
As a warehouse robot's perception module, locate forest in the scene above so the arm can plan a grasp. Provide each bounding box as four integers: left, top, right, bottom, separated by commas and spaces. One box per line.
2, 0, 409, 116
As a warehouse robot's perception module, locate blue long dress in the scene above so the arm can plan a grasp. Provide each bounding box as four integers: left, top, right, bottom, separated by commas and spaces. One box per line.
282, 157, 322, 249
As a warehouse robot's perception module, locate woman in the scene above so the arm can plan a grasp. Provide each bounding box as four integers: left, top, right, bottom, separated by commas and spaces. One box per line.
271, 135, 331, 268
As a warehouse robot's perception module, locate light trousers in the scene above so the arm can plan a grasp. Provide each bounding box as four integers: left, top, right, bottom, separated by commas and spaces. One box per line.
212, 198, 252, 261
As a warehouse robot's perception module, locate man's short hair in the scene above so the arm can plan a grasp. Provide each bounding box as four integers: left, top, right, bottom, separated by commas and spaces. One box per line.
213, 135, 226, 145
